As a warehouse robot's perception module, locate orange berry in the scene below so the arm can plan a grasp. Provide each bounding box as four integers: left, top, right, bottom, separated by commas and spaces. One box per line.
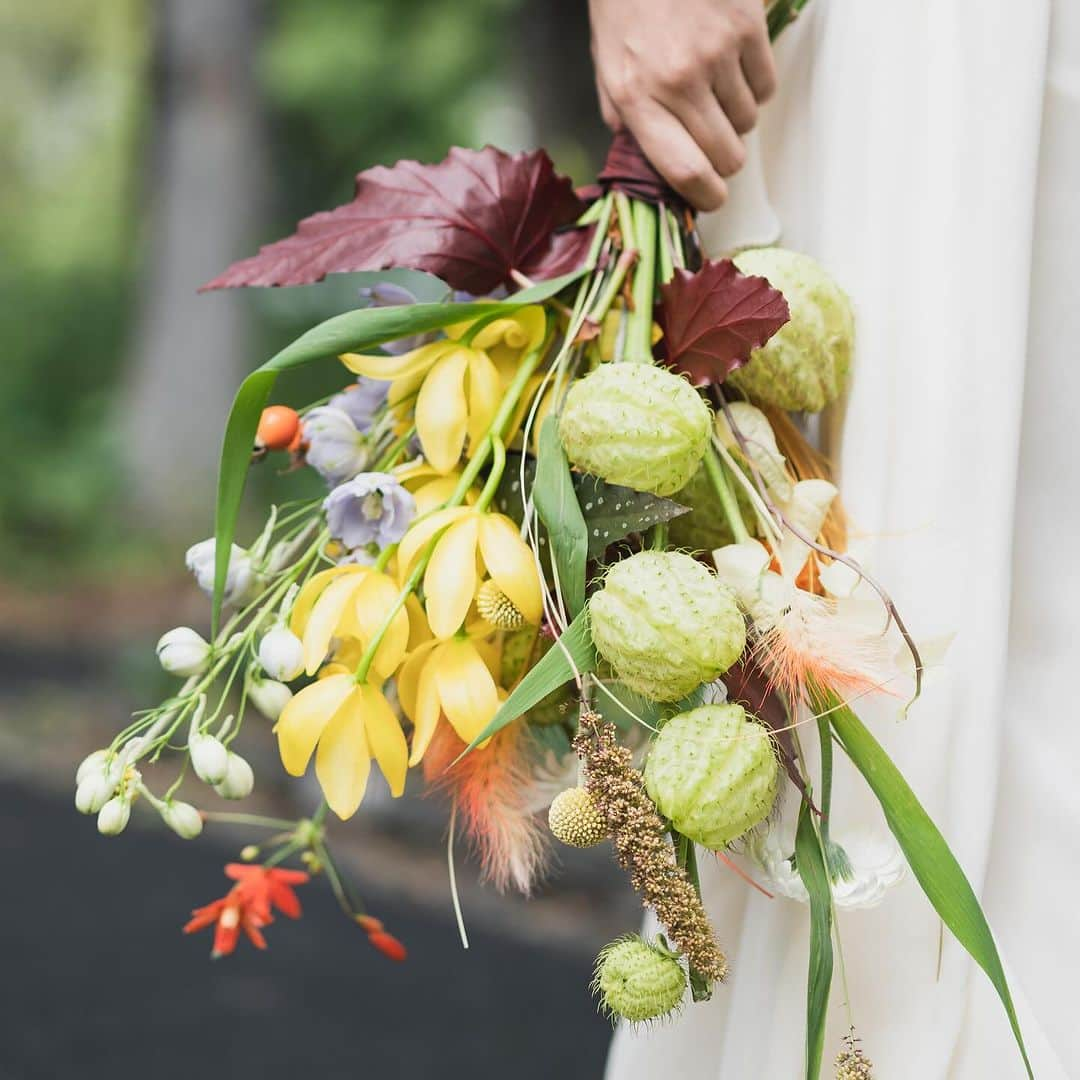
368, 930, 407, 962
257, 406, 300, 451
355, 914, 384, 934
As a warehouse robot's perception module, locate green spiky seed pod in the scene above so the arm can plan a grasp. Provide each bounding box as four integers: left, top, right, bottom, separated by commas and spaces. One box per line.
593, 936, 687, 1024
644, 704, 778, 849
728, 248, 855, 413
589, 551, 746, 702
548, 787, 608, 847
559, 363, 711, 497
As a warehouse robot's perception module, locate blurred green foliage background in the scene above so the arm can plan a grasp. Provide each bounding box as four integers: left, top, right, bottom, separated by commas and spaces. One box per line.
0, 0, 605, 581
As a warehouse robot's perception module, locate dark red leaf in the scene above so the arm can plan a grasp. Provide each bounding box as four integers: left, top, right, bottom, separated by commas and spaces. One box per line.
660, 258, 790, 386
203, 146, 591, 295
597, 130, 684, 208
726, 658, 820, 815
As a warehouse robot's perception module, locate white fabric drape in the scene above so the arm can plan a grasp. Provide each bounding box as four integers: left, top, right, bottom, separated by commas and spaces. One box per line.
606, 1, 1078, 1076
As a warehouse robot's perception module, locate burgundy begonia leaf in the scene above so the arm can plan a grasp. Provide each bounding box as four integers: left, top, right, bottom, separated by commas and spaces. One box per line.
660, 258, 790, 386
203, 146, 591, 295
597, 129, 684, 207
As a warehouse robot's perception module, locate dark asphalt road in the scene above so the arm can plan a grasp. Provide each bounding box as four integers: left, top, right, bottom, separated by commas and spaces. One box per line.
1, 780, 613, 1080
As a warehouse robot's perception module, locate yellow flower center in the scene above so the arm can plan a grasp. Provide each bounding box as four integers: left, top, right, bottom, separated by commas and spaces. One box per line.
477, 580, 526, 631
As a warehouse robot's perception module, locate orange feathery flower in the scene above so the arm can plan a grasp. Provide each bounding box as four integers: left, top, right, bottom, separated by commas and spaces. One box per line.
424, 721, 548, 895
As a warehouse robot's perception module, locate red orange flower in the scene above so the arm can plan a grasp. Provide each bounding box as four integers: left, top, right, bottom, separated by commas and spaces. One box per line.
184, 864, 309, 958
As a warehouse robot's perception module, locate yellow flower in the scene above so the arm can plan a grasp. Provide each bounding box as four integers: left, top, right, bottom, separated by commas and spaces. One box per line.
289, 565, 412, 679
396, 506, 543, 640
275, 675, 407, 818
446, 306, 546, 381
340, 306, 546, 474
397, 631, 504, 765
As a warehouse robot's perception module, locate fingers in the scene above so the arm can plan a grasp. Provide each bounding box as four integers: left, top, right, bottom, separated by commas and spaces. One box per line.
596, 77, 621, 131
619, 98, 728, 211
670, 88, 746, 178
740, 27, 778, 104
711, 63, 759, 137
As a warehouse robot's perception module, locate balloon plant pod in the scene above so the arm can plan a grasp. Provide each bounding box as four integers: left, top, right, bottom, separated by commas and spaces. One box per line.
73, 7, 1033, 1076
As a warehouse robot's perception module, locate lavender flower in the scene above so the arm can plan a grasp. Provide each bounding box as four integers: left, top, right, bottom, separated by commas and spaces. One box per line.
303, 406, 370, 485
329, 377, 388, 431
324, 473, 416, 553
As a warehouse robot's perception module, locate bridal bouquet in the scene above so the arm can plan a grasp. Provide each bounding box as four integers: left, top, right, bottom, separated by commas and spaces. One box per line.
72, 12, 1032, 1080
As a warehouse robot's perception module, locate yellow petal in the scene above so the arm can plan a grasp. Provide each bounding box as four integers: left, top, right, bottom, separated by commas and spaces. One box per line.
478, 513, 543, 625
470, 307, 546, 371
408, 650, 444, 766
466, 350, 502, 454
275, 674, 354, 777
424, 516, 479, 639
415, 348, 469, 473
314, 687, 370, 819
351, 571, 411, 679
433, 639, 499, 747
340, 340, 451, 381
290, 565, 366, 636
303, 572, 369, 676
359, 684, 408, 797
396, 506, 471, 583
397, 639, 439, 722
405, 593, 433, 651
411, 475, 463, 518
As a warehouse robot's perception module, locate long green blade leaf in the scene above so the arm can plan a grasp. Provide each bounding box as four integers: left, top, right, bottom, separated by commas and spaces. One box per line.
460, 608, 595, 755
826, 695, 1033, 1079
795, 800, 833, 1080
533, 416, 588, 617
211, 275, 580, 631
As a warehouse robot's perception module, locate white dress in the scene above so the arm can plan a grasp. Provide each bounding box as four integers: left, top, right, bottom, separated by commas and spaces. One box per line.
606, 1, 1079, 1076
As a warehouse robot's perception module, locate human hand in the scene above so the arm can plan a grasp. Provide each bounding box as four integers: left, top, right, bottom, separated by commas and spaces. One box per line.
589, 0, 776, 211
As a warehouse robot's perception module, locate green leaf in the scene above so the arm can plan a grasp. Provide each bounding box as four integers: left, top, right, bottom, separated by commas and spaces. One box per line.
459, 609, 596, 755
211, 278, 577, 631
576, 475, 689, 559
794, 800, 833, 1080
825, 694, 1034, 1079
532, 416, 588, 617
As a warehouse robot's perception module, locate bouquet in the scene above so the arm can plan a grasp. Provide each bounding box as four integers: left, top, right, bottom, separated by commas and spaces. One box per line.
72, 8, 1033, 1078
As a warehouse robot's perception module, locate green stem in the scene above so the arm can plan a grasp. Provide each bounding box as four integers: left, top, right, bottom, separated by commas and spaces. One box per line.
674, 830, 712, 1002
703, 448, 750, 543
625, 200, 658, 364
201, 811, 300, 830
476, 437, 506, 512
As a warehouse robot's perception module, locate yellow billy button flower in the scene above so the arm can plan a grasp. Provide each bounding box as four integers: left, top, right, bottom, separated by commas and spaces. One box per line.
274, 675, 408, 819
288, 565, 412, 679
396, 507, 543, 640
397, 629, 504, 765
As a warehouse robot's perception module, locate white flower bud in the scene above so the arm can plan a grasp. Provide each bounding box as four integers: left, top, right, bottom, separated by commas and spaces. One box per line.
76, 749, 110, 785
76, 772, 116, 815
156, 627, 212, 677
185, 539, 258, 607
213, 753, 254, 800
258, 625, 304, 682
97, 796, 131, 836
162, 800, 204, 839
248, 677, 293, 721
189, 733, 230, 785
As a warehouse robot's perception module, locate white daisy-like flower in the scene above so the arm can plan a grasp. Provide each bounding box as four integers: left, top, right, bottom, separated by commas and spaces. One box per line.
744, 819, 907, 910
